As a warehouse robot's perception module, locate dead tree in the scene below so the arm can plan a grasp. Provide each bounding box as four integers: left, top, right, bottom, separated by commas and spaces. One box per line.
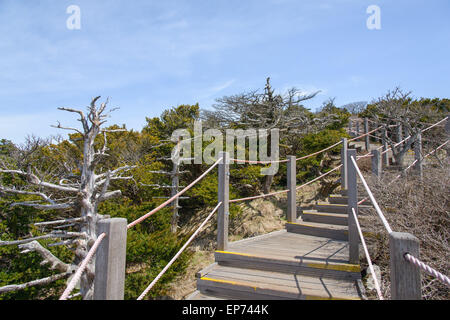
202, 77, 341, 193
0, 97, 134, 299
367, 87, 442, 168
341, 101, 368, 115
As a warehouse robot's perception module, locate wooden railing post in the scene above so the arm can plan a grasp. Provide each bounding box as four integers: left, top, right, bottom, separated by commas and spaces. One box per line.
346, 149, 359, 264
217, 151, 229, 251
356, 121, 360, 140
340, 138, 348, 190
94, 218, 127, 300
414, 133, 423, 179
389, 232, 421, 300
364, 118, 369, 151
382, 128, 389, 167
371, 149, 382, 180
287, 155, 297, 223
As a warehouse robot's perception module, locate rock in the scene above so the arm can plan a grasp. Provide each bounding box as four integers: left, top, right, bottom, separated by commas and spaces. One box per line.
365, 264, 382, 291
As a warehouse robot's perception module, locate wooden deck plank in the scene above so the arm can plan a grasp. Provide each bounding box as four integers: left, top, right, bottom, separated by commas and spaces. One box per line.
228, 242, 349, 261
228, 231, 350, 262
200, 265, 361, 299
222, 246, 349, 264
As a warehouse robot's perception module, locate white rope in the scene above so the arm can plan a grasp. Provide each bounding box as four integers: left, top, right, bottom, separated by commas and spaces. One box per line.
127, 158, 222, 229
350, 156, 393, 234
348, 126, 383, 143
421, 116, 448, 133
295, 140, 343, 161
295, 164, 342, 190
59, 232, 107, 300
137, 202, 223, 300
351, 208, 384, 300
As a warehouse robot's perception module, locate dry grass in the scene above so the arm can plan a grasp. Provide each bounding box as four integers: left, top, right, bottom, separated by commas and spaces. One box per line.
358, 159, 449, 300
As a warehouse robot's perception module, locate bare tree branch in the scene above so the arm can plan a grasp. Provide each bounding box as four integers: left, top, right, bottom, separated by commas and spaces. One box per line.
18, 240, 72, 272
0, 272, 72, 294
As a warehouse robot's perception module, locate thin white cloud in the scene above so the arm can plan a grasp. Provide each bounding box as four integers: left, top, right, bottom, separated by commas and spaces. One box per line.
209, 80, 235, 94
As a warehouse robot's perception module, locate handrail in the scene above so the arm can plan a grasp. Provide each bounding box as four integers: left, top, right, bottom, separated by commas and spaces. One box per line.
295, 164, 342, 190
358, 140, 449, 206
390, 140, 449, 184
230, 122, 385, 164
347, 126, 383, 143
59, 232, 107, 300
229, 158, 289, 164
127, 158, 223, 229
137, 202, 223, 300
229, 164, 343, 203
378, 116, 448, 152
421, 116, 448, 132
351, 208, 384, 300
404, 253, 450, 287
295, 140, 343, 161
356, 152, 373, 160
350, 156, 393, 234
229, 188, 289, 203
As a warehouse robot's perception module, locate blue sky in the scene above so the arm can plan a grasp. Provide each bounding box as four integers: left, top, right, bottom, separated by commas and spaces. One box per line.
0, 0, 449, 144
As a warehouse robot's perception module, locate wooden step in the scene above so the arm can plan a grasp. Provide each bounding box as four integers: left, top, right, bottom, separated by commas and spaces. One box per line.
302, 210, 347, 226
214, 250, 360, 280
328, 194, 372, 205
213, 230, 361, 281
196, 264, 362, 300
286, 221, 348, 240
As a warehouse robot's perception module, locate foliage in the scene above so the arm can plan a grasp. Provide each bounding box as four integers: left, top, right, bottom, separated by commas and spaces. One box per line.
1, 85, 446, 300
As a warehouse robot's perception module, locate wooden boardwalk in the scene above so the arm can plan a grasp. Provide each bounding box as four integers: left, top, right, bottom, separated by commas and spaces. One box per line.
187, 189, 369, 300
187, 140, 395, 300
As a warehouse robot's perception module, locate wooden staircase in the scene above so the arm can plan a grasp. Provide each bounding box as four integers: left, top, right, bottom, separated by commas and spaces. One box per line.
187, 190, 369, 300
186, 140, 402, 300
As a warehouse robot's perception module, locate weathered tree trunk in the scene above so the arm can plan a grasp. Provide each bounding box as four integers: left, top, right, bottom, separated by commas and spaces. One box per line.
0, 97, 133, 300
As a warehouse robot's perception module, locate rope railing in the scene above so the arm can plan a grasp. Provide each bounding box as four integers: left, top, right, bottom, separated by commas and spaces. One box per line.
229, 158, 289, 164
229, 188, 289, 203
137, 202, 223, 300
358, 140, 449, 206
421, 116, 448, 133
295, 164, 342, 190
351, 208, 384, 300
347, 126, 383, 143
348, 129, 450, 296
350, 156, 393, 234
229, 164, 343, 203
230, 122, 385, 165
368, 134, 382, 140
230, 140, 343, 164
404, 253, 450, 287
379, 116, 448, 152
127, 158, 223, 229
295, 140, 343, 161
59, 232, 107, 300
388, 140, 449, 186
356, 152, 373, 160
